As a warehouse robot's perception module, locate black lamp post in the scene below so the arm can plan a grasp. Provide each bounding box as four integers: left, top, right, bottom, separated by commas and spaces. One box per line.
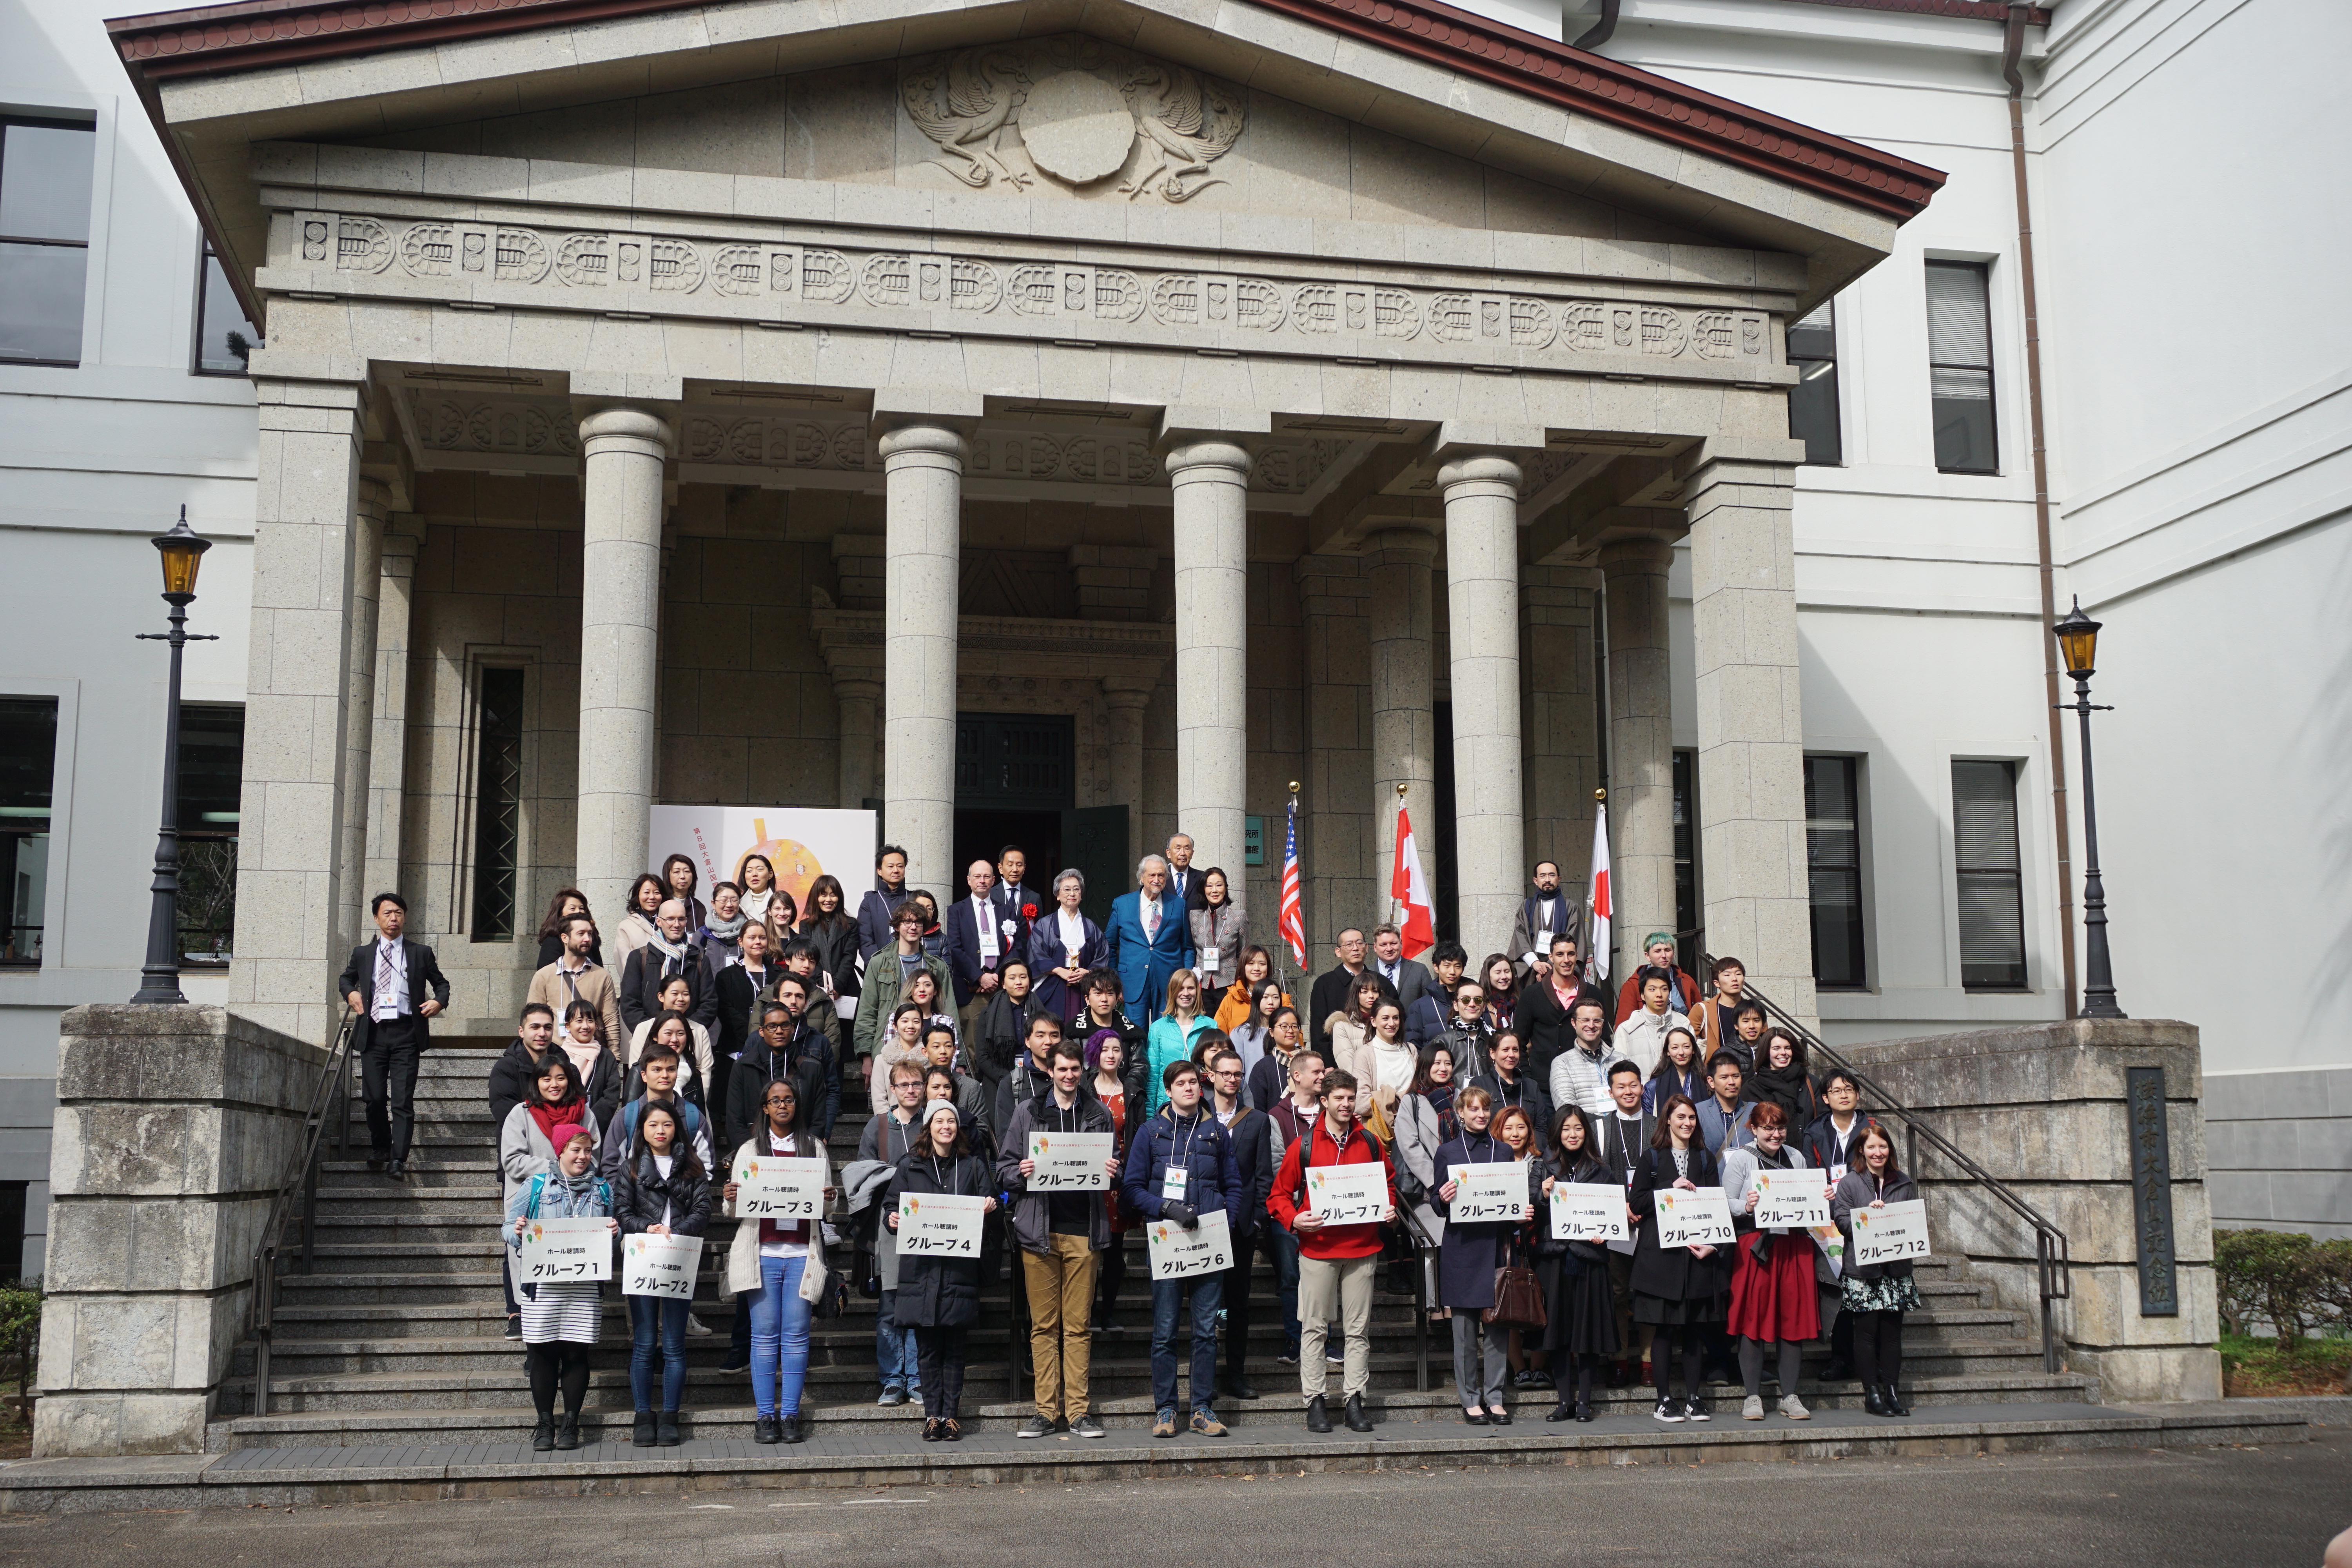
130, 508, 220, 1006
2054, 595, 2125, 1020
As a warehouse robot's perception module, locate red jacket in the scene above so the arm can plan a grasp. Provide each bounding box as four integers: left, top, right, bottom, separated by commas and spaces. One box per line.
1614, 966, 1700, 1024
1267, 1118, 1396, 1261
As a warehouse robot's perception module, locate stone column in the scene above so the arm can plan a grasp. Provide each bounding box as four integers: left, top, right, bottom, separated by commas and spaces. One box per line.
362, 524, 421, 904
1601, 536, 1675, 983
1367, 524, 1438, 911
574, 408, 672, 929
835, 677, 881, 809
333, 479, 388, 949
1439, 455, 1525, 956
1167, 441, 1251, 871
880, 425, 965, 895
1295, 554, 1372, 943
1103, 678, 1153, 870
1684, 453, 1817, 1029
1521, 563, 1602, 892
228, 368, 367, 1043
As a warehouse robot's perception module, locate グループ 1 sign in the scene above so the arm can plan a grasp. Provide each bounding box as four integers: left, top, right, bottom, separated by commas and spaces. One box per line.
515, 1216, 612, 1282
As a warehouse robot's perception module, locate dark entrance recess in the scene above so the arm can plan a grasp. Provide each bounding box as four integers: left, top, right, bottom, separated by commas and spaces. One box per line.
952, 713, 1126, 926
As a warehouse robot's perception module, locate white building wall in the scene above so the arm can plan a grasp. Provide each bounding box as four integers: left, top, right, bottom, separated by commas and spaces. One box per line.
0, 0, 261, 1276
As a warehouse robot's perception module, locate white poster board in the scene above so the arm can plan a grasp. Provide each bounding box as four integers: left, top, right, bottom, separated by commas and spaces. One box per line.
1848, 1199, 1933, 1267
515, 1216, 612, 1283
1304, 1163, 1388, 1225
1447, 1161, 1531, 1223
648, 806, 878, 926
1027, 1131, 1114, 1192
1751, 1167, 1833, 1229
1549, 1182, 1630, 1243
733, 1149, 828, 1221
1653, 1186, 1736, 1250
895, 1192, 988, 1257
1148, 1208, 1234, 1280
621, 1232, 702, 1299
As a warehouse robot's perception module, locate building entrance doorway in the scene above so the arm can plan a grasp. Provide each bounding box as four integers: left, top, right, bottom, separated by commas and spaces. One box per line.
953, 713, 1124, 924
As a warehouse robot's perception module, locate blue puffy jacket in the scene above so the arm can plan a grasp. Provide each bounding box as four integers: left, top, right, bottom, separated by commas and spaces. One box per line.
1120, 1105, 1241, 1230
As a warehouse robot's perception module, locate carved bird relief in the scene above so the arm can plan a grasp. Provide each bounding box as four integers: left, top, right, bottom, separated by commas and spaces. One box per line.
900, 51, 1036, 189
1120, 66, 1246, 203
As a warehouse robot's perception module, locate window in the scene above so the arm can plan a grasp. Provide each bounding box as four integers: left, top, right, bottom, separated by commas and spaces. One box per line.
1953, 760, 2027, 989
1804, 755, 1866, 989
1672, 748, 1700, 975
193, 242, 261, 376
0, 698, 58, 966
1787, 299, 1843, 465
0, 118, 95, 367
176, 704, 244, 965
470, 668, 526, 940
1926, 261, 1998, 473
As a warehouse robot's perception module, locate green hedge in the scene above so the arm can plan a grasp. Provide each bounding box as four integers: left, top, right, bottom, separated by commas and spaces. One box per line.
2214, 1229, 2352, 1350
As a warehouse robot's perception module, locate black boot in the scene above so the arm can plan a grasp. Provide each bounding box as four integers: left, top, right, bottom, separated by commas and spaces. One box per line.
1221, 1372, 1259, 1402
754, 1415, 781, 1444
657, 1412, 681, 1446
1344, 1394, 1374, 1433
1862, 1384, 1890, 1417
555, 1415, 581, 1451
1545, 1399, 1575, 1422
1883, 1384, 1911, 1417
1305, 1394, 1332, 1434
633, 1411, 656, 1446
532, 1416, 555, 1452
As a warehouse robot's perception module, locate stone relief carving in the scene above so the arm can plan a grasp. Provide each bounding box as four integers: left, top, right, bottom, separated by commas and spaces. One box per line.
900, 40, 1246, 202
290, 209, 1777, 372
409, 393, 581, 457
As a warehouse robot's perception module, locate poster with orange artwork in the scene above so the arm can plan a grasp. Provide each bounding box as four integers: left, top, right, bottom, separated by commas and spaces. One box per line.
646, 806, 878, 916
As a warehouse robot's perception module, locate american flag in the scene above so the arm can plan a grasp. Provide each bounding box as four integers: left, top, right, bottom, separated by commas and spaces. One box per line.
1277, 798, 1307, 967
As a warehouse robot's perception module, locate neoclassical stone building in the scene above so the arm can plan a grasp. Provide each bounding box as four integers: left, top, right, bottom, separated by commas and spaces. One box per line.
109, 0, 1942, 1042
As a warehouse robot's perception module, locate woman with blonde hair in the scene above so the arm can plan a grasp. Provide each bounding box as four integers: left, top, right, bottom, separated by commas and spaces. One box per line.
1144, 969, 1214, 1116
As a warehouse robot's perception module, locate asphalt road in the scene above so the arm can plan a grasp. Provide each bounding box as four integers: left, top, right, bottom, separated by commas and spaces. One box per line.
2, 1430, 2343, 1568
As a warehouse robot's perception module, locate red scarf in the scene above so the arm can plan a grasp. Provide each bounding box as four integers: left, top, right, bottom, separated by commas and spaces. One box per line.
528, 1096, 583, 1152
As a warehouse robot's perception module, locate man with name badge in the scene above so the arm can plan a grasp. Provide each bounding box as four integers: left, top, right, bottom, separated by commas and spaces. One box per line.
1266, 1067, 1397, 1434
1000, 1040, 1121, 1439
1121, 1059, 1240, 1439
1597, 1061, 1655, 1385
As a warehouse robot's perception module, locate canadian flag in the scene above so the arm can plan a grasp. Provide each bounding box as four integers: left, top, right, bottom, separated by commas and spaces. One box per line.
1586, 803, 1612, 989
1390, 804, 1436, 958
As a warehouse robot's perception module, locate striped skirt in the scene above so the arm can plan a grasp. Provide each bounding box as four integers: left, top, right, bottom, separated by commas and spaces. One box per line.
519, 1280, 603, 1345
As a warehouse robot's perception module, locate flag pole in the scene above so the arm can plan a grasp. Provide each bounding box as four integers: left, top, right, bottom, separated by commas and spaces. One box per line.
1588, 786, 1608, 992
1390, 780, 1407, 927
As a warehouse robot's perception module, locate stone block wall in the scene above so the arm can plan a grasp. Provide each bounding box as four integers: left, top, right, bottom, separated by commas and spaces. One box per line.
1841, 1018, 2223, 1402
34, 1005, 325, 1456
2203, 1066, 2352, 1239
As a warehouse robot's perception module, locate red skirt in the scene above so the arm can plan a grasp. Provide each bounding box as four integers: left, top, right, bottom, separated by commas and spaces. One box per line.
1726, 1231, 1821, 1343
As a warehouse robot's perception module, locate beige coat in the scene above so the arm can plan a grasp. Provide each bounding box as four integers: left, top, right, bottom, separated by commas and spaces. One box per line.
526, 961, 626, 1054
720, 1131, 833, 1303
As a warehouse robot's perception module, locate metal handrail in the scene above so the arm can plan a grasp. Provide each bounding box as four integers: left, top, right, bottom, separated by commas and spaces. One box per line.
1396, 1202, 1436, 1391
1702, 957, 2072, 1372
249, 1013, 358, 1418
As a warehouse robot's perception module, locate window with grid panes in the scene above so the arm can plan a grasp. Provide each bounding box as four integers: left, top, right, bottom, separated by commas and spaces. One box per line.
1926, 261, 1998, 473
1804, 755, 1866, 989
1953, 760, 2028, 989
470, 668, 526, 940
0, 118, 95, 367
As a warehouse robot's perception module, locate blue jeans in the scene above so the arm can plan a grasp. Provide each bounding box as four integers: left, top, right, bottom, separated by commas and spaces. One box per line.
876, 1289, 922, 1394
748, 1254, 815, 1418
1150, 1273, 1224, 1416
628, 1292, 689, 1412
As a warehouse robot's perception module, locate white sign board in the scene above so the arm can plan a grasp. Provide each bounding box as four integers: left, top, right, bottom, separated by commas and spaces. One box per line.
1027, 1131, 1114, 1192
515, 1216, 612, 1283
1848, 1199, 1933, 1267
1304, 1163, 1388, 1226
1751, 1167, 1833, 1229
1448, 1161, 1531, 1223
621, 1232, 702, 1299
1653, 1186, 1736, 1250
896, 1191, 988, 1257
1550, 1182, 1630, 1243
648, 805, 878, 922
1148, 1207, 1234, 1280
733, 1150, 828, 1221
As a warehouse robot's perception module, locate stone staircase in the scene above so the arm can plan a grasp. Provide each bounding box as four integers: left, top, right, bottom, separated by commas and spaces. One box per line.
207, 1033, 2109, 1449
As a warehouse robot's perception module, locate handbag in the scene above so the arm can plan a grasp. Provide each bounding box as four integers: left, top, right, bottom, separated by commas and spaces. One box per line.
1483, 1256, 1548, 1330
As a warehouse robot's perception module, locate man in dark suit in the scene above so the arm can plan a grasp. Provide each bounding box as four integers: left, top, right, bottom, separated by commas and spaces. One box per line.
1594, 1060, 1656, 1385
855, 843, 911, 963
1366, 924, 1432, 1017
1307, 927, 1370, 1046
1163, 833, 1210, 911
1404, 941, 1467, 1046
1207, 1045, 1274, 1401
337, 892, 450, 1179
1514, 933, 1588, 1084
945, 858, 1013, 1033
621, 899, 719, 1033
990, 844, 1042, 955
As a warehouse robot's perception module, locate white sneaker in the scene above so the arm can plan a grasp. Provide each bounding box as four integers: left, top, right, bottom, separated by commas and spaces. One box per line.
1741, 1395, 1765, 1421
821, 1222, 842, 1247
684, 1313, 713, 1337
1778, 1394, 1810, 1421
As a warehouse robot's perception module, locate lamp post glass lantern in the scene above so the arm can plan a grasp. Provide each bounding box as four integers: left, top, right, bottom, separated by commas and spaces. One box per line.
130, 507, 220, 1005
2053, 596, 2125, 1020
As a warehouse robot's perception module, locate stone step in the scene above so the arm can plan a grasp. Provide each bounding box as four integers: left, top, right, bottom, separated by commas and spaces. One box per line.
0, 1398, 2290, 1514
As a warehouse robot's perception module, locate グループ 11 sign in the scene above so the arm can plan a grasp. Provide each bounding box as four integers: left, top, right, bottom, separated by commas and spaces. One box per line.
515, 1216, 612, 1282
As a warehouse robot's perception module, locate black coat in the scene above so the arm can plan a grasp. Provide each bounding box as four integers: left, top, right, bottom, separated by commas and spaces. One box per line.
612, 1144, 713, 1238
975, 989, 1045, 1093
799, 916, 862, 999
710, 963, 773, 1067
486, 1037, 541, 1129
580, 1047, 625, 1132
885, 1150, 994, 1328
621, 942, 720, 1033
1832, 1168, 1919, 1283
1072, 1008, 1147, 1110
336, 938, 451, 1053
726, 1031, 833, 1157
1431, 1131, 1525, 1310
1514, 980, 1580, 1085
1221, 1105, 1276, 1242
1628, 1143, 1731, 1303
1308, 965, 1366, 1051
1468, 1072, 1553, 1142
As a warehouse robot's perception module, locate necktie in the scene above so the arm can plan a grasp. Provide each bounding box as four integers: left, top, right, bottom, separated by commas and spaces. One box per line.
376, 944, 398, 1016
1143, 897, 1160, 940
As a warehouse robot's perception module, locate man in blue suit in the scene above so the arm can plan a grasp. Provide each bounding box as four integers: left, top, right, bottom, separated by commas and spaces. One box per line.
1103, 853, 1195, 1028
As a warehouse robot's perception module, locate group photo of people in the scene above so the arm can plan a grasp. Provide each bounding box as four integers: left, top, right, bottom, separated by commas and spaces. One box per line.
344, 834, 1923, 1450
